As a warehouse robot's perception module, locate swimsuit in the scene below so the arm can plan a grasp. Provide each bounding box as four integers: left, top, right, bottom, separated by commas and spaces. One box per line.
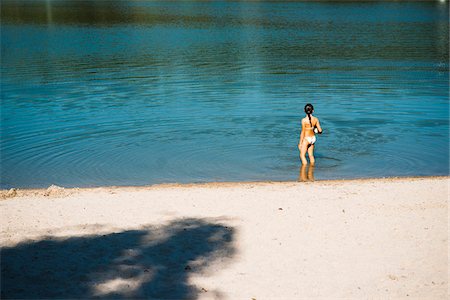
301, 117, 318, 145
305, 136, 316, 145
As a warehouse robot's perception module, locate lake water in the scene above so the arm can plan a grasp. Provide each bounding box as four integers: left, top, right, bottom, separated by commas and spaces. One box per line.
1, 1, 449, 188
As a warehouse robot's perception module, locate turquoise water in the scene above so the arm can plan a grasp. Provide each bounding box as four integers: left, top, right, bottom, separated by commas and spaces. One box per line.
1, 1, 449, 188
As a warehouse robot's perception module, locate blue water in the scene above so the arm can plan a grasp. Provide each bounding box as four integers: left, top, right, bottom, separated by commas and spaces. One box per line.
1, 1, 449, 188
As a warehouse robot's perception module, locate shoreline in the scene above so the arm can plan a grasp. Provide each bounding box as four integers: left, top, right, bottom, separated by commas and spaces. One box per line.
1, 176, 448, 298
1, 175, 448, 198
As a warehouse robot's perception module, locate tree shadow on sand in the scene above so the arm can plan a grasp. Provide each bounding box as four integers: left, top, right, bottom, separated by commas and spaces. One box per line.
1, 218, 235, 299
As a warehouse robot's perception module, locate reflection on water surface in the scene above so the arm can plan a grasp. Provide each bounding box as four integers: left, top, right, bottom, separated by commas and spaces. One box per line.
1, 1, 449, 188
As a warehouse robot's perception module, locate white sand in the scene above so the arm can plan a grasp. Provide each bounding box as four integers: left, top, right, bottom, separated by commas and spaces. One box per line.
1, 177, 448, 299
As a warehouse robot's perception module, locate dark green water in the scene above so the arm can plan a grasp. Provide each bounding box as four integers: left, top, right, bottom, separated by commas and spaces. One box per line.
1, 1, 449, 188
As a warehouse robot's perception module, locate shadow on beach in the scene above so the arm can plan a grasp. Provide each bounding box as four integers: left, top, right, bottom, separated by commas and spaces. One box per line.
1, 218, 235, 299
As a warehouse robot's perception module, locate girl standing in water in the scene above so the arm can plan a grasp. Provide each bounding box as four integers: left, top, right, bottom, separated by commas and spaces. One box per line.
298, 103, 323, 165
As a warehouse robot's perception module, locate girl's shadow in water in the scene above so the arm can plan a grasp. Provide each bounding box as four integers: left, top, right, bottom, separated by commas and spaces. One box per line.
1, 218, 235, 299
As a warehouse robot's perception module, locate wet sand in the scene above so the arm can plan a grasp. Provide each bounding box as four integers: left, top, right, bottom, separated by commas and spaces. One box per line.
1, 177, 448, 299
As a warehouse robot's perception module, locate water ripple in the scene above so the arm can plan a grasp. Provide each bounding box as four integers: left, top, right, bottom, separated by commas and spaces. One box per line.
1, 1, 448, 188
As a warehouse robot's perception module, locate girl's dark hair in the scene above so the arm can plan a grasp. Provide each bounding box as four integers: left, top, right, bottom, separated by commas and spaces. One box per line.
304, 103, 314, 126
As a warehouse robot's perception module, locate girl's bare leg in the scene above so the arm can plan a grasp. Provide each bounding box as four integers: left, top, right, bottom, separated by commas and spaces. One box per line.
299, 164, 308, 181
307, 144, 315, 165
300, 142, 308, 165
307, 164, 315, 181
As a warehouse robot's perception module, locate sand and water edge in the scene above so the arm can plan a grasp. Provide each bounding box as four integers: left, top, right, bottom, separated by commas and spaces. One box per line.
1, 176, 448, 299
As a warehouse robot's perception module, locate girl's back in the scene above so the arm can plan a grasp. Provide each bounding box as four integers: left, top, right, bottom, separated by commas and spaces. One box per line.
302, 116, 318, 136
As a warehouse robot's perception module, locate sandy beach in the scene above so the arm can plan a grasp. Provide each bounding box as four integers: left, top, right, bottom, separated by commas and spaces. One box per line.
1, 177, 448, 299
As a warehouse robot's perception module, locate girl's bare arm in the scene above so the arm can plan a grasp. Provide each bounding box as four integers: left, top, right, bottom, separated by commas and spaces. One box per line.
299, 121, 305, 145
316, 118, 323, 134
